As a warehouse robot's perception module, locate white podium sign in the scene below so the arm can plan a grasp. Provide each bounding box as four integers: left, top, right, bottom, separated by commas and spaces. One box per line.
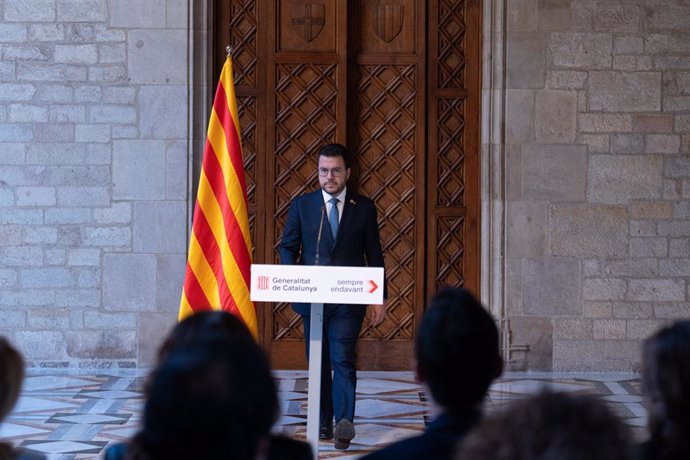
250, 264, 384, 458
250, 264, 384, 305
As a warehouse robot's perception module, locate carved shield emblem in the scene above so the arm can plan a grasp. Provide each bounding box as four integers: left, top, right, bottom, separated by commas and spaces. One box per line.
291, 3, 325, 42
373, 4, 403, 43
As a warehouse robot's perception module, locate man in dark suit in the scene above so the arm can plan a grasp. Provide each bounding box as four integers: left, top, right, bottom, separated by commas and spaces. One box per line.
361, 288, 502, 460
278, 143, 386, 450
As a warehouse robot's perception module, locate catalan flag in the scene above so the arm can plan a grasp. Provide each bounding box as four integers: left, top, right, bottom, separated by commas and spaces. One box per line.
179, 57, 257, 338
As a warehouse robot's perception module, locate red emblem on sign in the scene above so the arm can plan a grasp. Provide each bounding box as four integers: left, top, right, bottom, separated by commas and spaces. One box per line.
258, 275, 269, 290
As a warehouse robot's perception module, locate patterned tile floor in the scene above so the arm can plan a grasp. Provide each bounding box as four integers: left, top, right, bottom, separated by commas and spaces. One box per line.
1, 370, 646, 460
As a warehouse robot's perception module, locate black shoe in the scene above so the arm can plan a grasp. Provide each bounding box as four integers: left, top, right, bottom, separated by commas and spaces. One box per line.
334, 419, 355, 450
319, 423, 333, 440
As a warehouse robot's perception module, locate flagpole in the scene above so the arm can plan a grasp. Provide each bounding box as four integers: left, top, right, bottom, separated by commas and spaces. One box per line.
226, 45, 233, 58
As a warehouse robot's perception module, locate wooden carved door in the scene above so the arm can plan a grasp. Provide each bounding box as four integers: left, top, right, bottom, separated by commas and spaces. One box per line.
214, 0, 480, 370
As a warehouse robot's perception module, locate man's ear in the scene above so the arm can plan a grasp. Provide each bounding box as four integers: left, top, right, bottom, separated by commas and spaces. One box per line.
346, 167, 351, 181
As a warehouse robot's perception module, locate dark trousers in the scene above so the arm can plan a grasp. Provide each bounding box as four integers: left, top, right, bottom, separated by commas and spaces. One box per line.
302, 304, 365, 425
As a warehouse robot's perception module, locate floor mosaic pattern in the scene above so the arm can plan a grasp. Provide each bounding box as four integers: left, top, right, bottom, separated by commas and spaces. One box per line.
1, 370, 645, 459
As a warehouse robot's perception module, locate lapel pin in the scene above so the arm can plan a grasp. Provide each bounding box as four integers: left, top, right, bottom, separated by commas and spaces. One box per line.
349, 199, 356, 205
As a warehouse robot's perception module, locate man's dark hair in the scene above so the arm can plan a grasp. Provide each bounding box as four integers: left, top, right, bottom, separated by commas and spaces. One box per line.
318, 143, 350, 169
416, 288, 500, 411
0, 337, 24, 423
642, 320, 690, 460
141, 311, 256, 395
130, 345, 278, 460
157, 310, 254, 362
457, 391, 632, 460
0, 337, 25, 460
128, 312, 278, 460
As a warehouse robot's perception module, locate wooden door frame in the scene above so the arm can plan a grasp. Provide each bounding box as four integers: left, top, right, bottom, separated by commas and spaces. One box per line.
426, 0, 482, 295
345, 0, 429, 371
203, 0, 484, 369
479, 0, 511, 358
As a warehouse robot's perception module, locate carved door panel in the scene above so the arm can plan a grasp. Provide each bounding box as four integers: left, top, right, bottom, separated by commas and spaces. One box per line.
214, 0, 480, 370
349, 1, 426, 370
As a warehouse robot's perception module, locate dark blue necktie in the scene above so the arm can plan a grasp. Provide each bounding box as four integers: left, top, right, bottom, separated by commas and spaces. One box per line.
328, 197, 339, 240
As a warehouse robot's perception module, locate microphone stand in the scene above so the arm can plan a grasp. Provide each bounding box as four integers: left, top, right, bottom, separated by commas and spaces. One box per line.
314, 205, 325, 266
307, 203, 326, 456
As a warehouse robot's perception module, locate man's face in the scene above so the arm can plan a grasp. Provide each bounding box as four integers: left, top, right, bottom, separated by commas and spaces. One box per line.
318, 155, 350, 196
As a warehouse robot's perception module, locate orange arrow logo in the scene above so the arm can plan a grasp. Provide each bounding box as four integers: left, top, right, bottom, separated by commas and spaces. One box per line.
368, 280, 378, 293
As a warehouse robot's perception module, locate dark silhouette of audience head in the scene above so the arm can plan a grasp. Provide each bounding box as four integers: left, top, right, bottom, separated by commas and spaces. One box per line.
156, 309, 255, 362
0, 337, 24, 425
416, 288, 502, 412
457, 390, 632, 460
641, 320, 690, 460
126, 312, 278, 460
1, 337, 46, 460
137, 309, 257, 395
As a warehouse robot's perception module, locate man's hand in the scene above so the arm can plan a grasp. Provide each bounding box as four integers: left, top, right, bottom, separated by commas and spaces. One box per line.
369, 303, 386, 326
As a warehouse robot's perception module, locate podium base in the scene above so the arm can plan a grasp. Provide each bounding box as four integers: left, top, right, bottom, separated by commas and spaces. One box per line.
306, 302, 324, 458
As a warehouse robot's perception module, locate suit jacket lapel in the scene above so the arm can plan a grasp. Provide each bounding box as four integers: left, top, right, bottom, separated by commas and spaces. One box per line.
337, 193, 356, 245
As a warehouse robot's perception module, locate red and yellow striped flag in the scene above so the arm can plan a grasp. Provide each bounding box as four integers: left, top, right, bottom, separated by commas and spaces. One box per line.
179, 57, 257, 338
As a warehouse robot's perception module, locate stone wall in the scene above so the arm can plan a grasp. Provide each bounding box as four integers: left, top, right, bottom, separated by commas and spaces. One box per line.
2, 0, 688, 371
0, 0, 190, 367
504, 0, 690, 370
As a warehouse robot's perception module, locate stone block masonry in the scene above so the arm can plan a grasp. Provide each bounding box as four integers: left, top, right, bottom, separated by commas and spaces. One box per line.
0, 0, 189, 367
505, 0, 690, 371
1, 0, 688, 372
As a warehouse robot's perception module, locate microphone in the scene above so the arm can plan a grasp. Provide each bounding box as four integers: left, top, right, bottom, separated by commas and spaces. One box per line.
314, 205, 325, 266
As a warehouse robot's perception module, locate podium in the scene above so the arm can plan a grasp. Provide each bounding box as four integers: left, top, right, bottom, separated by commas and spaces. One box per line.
250, 264, 384, 458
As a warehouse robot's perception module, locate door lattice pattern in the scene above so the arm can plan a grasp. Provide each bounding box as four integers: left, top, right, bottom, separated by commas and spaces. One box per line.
237, 95, 257, 204
236, 95, 257, 256
431, 0, 472, 294
273, 305, 304, 340
438, 0, 466, 88
215, 0, 479, 369
357, 64, 417, 341
437, 216, 465, 286
437, 98, 465, 206
226, 0, 259, 259
272, 63, 339, 340
229, 1, 258, 86
274, 63, 338, 203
